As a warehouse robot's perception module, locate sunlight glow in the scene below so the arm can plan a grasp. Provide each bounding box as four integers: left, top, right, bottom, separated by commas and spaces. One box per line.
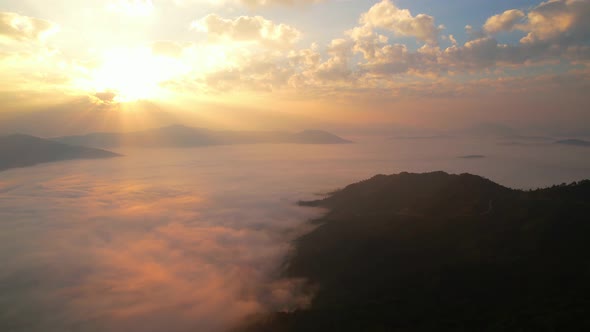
81, 47, 188, 102
107, 0, 155, 16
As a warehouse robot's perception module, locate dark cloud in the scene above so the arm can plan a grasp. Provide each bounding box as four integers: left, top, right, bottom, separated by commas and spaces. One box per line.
94, 91, 118, 104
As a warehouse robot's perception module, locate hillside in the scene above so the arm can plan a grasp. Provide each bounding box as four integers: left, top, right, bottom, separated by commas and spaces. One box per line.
237, 172, 590, 331
0, 134, 121, 171
52, 125, 352, 148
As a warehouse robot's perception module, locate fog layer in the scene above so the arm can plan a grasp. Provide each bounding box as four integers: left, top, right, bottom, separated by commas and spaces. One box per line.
1, 139, 589, 331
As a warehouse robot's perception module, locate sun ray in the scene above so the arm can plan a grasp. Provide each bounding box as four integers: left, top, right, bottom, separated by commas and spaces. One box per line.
77, 47, 188, 102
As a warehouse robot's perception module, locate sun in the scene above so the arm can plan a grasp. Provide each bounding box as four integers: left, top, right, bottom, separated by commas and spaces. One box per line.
107, 0, 155, 17
84, 47, 187, 102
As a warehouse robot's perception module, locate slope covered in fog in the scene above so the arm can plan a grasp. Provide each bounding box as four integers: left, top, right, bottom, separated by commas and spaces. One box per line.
239, 171, 590, 331
52, 125, 352, 148
0, 134, 120, 171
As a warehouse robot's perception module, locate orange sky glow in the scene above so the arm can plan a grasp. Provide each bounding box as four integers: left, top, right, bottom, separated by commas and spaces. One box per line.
0, 0, 588, 135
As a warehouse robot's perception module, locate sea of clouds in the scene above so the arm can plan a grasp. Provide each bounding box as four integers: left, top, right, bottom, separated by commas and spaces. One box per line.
1, 140, 589, 331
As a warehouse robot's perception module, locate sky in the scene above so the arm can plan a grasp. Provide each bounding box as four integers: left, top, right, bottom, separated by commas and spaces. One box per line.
0, 0, 589, 135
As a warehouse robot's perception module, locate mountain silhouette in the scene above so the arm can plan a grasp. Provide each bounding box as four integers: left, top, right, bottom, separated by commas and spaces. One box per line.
237, 172, 590, 331
458, 154, 486, 159
555, 139, 590, 147
52, 125, 351, 148
0, 134, 120, 171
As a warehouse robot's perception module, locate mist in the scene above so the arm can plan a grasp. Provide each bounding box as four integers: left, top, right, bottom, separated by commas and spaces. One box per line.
0, 147, 328, 332
1, 140, 590, 331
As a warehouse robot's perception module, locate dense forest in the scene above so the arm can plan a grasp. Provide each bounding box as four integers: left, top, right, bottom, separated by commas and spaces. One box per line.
238, 172, 590, 331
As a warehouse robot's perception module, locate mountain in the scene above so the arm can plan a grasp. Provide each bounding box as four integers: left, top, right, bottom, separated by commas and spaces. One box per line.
0, 100, 180, 137
458, 154, 486, 159
0, 134, 121, 171
237, 172, 590, 331
555, 139, 590, 147
461, 122, 517, 137
289, 130, 351, 144
52, 125, 352, 148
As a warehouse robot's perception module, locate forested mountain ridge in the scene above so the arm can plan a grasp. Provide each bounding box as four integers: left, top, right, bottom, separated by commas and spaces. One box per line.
237, 172, 590, 331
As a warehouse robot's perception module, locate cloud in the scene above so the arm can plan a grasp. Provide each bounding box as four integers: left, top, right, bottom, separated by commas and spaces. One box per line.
480, 1, 589, 45
337, 0, 590, 79
0, 0, 588, 111
310, 38, 354, 82
360, 44, 441, 76
164, 0, 589, 98
358, 0, 440, 45
0, 161, 325, 331
239, 0, 323, 6
191, 14, 301, 48
0, 13, 71, 99
151, 41, 191, 58
174, 0, 324, 7
314, 56, 353, 82
483, 9, 525, 35
442, 0, 590, 69
0, 11, 59, 43
448, 34, 457, 45
94, 90, 118, 104
287, 43, 321, 68
201, 52, 294, 91
519, 0, 590, 44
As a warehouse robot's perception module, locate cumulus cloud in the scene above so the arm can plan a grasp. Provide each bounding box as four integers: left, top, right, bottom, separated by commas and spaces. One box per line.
334, 0, 590, 79
519, 0, 590, 44
191, 14, 301, 48
287, 43, 321, 68
480, 1, 589, 45
2, 0, 588, 106
347, 25, 389, 61
313, 56, 353, 82
0, 11, 59, 42
304, 38, 354, 82
104, 0, 590, 99
442, 37, 517, 70
444, 0, 590, 69
168, 0, 589, 98
359, 0, 440, 45
201, 51, 294, 91
483, 9, 525, 35
448, 34, 457, 45
360, 44, 440, 76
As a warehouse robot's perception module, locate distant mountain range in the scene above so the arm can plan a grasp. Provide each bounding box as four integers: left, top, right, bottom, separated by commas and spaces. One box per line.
555, 139, 590, 147
52, 125, 352, 148
458, 154, 486, 159
0, 134, 120, 172
238, 171, 590, 331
